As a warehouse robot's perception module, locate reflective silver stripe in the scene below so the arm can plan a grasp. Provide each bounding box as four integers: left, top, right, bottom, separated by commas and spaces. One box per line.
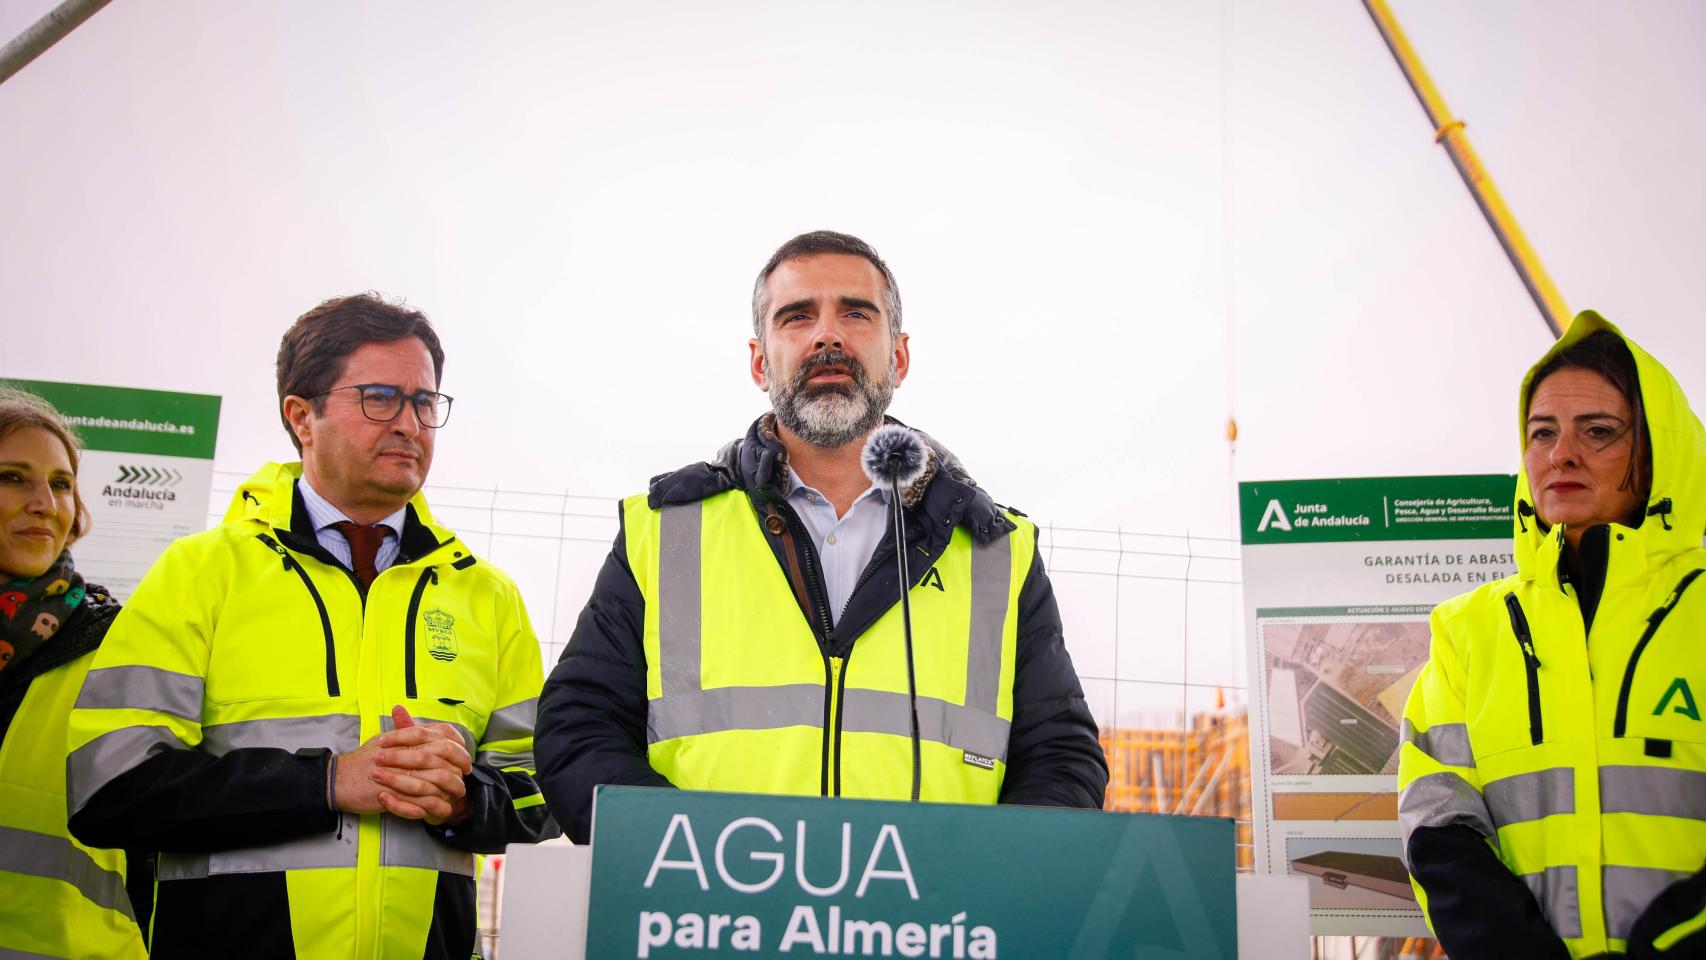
75, 665, 204, 720
1604, 865, 1693, 940
842, 689, 1011, 763
1484, 767, 1574, 827
111, 716, 364, 873
1519, 866, 1581, 939
157, 820, 358, 879
647, 684, 823, 743
1397, 771, 1495, 843
0, 825, 133, 919
1401, 718, 1474, 768
0, 947, 65, 959
659, 503, 702, 699
67, 724, 186, 813
647, 501, 1013, 761
965, 537, 1011, 715
381, 817, 475, 876
477, 749, 536, 770
1601, 766, 1706, 820
485, 698, 538, 744
379, 714, 474, 756
202, 714, 361, 755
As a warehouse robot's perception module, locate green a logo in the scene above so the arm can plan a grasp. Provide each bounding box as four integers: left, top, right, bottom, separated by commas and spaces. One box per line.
1653, 677, 1701, 721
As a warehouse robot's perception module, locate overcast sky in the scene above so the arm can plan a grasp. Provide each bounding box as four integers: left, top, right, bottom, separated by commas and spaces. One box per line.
3, 1, 1702, 722
4, 0, 1701, 533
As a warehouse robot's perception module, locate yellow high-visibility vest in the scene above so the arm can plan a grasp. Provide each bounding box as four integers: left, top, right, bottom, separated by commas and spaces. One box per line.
623, 490, 1034, 802
0, 647, 146, 960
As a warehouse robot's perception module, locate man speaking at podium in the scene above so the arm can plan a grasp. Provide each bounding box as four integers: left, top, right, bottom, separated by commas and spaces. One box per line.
537, 231, 1108, 843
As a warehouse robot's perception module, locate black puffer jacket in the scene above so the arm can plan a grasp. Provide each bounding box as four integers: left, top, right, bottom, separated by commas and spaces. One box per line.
537, 417, 1109, 843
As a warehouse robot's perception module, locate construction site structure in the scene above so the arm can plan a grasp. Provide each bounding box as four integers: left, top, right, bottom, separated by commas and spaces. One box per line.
1100, 709, 1254, 869
1100, 709, 1447, 959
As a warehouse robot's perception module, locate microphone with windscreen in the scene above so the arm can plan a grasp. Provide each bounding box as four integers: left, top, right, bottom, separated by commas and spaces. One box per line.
861, 424, 929, 801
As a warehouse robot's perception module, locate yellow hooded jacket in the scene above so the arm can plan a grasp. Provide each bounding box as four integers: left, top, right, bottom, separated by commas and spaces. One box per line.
65, 463, 557, 959
1399, 313, 1706, 957
0, 592, 145, 960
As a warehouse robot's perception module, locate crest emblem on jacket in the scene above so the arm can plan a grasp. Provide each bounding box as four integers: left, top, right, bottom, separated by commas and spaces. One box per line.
423, 609, 458, 662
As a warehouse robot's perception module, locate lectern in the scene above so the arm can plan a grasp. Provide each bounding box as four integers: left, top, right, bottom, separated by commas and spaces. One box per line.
501, 786, 1256, 958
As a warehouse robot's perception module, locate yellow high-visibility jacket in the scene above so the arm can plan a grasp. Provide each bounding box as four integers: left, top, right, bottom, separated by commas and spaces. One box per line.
1399, 312, 1706, 958
624, 488, 1032, 802
66, 463, 557, 959
0, 592, 146, 960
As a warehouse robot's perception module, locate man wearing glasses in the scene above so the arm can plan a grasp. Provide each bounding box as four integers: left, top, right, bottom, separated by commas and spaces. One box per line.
67, 293, 557, 958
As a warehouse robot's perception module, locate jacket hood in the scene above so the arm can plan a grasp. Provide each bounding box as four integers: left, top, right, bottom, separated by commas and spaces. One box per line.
222, 462, 456, 547
1513, 310, 1706, 577
646, 415, 1017, 545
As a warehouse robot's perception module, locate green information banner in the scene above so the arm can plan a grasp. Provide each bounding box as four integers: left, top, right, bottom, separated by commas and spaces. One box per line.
3, 378, 220, 459
587, 787, 1236, 960
1240, 474, 1516, 545
1, 378, 222, 600
1239, 473, 1518, 937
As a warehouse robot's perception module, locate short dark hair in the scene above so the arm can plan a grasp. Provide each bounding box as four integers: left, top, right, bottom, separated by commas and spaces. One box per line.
1526, 328, 1650, 498
275, 293, 445, 453
751, 231, 902, 342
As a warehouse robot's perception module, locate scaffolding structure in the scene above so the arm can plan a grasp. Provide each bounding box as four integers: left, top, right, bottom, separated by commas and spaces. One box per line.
1100, 710, 1254, 870
1100, 710, 1449, 959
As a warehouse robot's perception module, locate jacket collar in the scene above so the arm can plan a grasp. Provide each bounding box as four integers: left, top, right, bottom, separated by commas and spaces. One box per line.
646, 414, 1019, 546
224, 462, 454, 565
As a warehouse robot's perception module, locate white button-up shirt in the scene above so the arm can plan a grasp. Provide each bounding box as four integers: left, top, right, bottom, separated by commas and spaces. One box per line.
297, 477, 407, 574
783, 467, 894, 623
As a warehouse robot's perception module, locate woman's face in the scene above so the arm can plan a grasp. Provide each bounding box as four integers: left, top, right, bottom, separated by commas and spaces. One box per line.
1524, 367, 1648, 540
0, 427, 77, 579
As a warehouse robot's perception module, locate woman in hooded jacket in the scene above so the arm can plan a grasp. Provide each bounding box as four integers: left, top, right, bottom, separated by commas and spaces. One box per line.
1398, 312, 1706, 959
0, 389, 147, 958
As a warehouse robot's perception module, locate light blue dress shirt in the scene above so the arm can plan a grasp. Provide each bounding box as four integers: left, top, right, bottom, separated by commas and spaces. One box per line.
297, 477, 407, 574
783, 466, 894, 623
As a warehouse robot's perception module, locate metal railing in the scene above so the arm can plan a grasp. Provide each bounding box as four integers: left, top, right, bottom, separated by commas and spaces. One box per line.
204, 471, 1448, 955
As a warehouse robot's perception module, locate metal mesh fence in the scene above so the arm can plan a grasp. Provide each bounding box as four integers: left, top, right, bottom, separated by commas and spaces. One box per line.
205, 472, 1448, 954
206, 472, 1256, 852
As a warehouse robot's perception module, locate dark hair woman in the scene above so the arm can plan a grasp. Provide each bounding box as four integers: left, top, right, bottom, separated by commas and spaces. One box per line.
0, 388, 146, 958
1398, 312, 1706, 959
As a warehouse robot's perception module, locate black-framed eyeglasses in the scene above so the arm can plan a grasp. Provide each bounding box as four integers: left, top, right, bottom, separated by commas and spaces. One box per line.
309, 384, 455, 428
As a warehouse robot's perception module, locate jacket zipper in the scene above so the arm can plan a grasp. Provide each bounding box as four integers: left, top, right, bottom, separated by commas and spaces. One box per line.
1614, 568, 1704, 738
256, 534, 340, 698
847, 537, 896, 609
402, 567, 438, 700
1503, 593, 1543, 745
769, 500, 839, 794
827, 657, 845, 796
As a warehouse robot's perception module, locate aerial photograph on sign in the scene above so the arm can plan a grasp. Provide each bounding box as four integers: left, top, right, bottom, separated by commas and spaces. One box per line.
1262, 620, 1431, 777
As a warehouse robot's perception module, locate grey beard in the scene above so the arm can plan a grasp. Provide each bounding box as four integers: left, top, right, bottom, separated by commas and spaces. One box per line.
768, 353, 894, 449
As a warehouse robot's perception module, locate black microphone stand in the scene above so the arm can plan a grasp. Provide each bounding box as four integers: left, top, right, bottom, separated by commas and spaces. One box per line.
886, 464, 922, 802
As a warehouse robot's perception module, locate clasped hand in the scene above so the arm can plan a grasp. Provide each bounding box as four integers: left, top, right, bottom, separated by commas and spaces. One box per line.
334, 705, 473, 826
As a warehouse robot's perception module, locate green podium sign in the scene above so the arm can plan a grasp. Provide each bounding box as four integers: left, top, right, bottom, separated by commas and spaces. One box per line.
586, 787, 1235, 959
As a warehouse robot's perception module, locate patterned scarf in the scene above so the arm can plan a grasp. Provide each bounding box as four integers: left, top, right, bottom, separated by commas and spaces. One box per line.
0, 551, 87, 676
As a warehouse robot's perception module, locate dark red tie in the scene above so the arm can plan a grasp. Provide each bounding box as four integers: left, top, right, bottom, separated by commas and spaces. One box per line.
332, 521, 386, 589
